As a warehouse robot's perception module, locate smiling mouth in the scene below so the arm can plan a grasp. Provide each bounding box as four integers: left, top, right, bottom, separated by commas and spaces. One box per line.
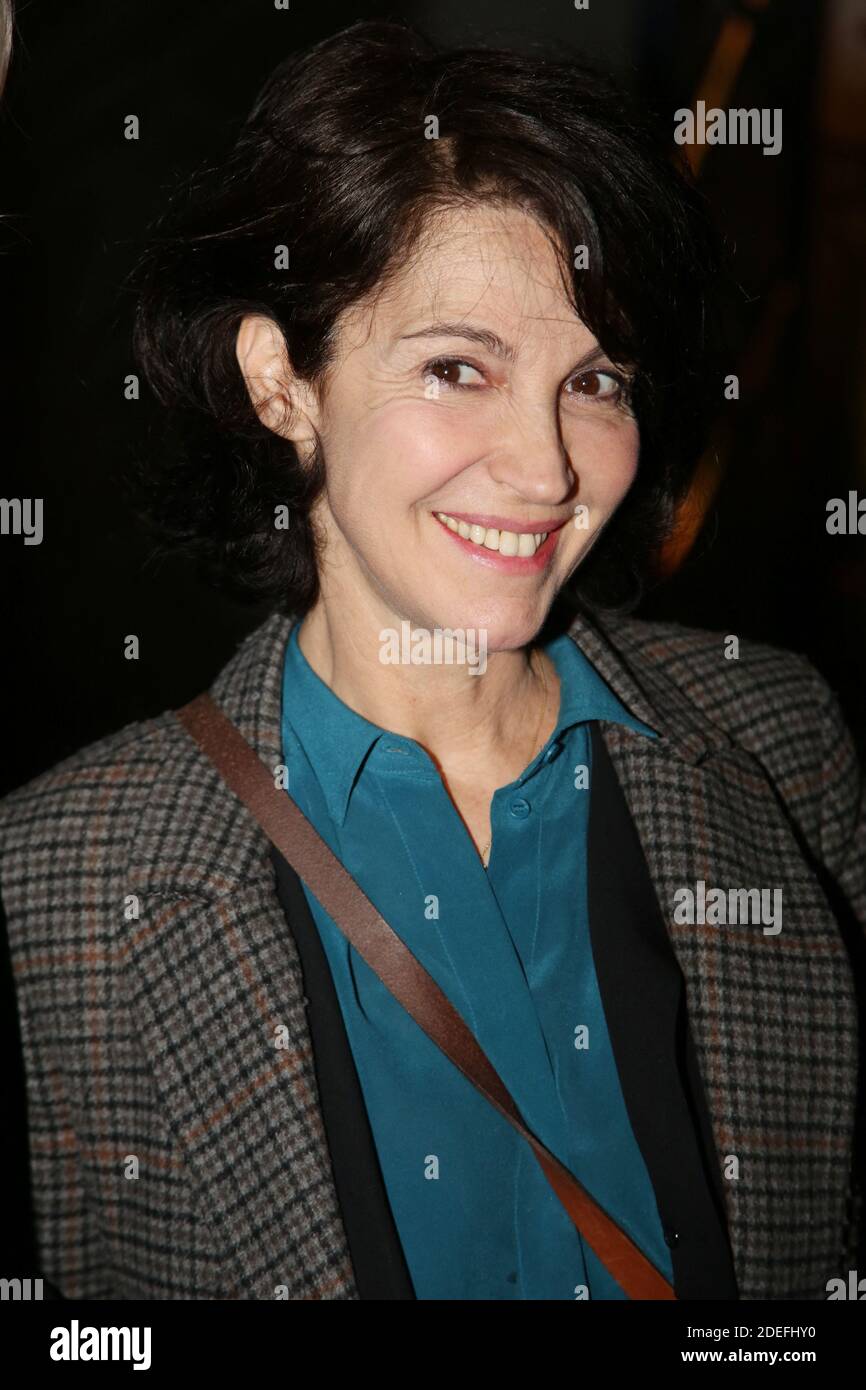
434, 511, 552, 558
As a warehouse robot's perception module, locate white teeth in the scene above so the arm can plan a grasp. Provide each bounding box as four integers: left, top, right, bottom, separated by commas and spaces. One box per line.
517, 532, 536, 557
435, 512, 549, 556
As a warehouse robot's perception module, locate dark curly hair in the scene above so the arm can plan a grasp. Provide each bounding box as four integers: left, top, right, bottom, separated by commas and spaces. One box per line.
127, 18, 727, 618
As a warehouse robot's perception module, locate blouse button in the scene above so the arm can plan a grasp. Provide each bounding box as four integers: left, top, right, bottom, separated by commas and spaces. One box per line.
509, 798, 531, 818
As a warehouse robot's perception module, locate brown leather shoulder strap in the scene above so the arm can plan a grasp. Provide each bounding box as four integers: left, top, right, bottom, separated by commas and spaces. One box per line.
174, 691, 676, 1301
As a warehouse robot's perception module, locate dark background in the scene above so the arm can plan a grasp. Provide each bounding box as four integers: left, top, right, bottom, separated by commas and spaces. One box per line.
0, 0, 864, 1294
0, 0, 864, 791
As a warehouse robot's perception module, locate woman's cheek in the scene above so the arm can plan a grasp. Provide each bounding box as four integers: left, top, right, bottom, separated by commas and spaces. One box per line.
569, 418, 640, 510
356, 400, 489, 494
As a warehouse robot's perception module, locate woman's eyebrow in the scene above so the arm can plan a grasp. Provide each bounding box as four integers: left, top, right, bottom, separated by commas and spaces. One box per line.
396, 323, 616, 375
397, 322, 517, 361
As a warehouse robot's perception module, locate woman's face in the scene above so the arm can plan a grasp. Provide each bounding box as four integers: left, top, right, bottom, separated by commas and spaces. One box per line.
302, 202, 640, 651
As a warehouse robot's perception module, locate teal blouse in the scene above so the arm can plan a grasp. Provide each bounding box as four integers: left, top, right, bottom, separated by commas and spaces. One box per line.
279, 619, 674, 1299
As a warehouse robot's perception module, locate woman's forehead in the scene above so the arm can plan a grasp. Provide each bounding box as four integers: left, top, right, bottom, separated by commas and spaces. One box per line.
344, 205, 590, 355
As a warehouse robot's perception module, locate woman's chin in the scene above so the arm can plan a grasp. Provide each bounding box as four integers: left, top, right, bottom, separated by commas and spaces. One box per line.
411, 605, 552, 655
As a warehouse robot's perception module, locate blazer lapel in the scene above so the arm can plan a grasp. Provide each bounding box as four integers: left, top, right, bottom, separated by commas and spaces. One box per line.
126, 613, 359, 1300
568, 607, 859, 1297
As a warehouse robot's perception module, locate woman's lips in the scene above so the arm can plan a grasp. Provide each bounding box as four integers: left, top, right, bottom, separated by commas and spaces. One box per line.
432, 511, 565, 573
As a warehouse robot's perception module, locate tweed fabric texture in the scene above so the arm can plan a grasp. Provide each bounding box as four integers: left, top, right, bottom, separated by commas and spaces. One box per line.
2, 606, 863, 1300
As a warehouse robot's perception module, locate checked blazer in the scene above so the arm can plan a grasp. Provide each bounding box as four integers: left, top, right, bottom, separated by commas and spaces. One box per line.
2, 605, 864, 1300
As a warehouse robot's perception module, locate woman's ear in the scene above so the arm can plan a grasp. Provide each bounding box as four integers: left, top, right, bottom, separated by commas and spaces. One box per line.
235, 313, 320, 455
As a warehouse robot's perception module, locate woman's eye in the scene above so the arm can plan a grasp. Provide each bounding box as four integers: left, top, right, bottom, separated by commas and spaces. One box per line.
566, 369, 625, 401
423, 358, 484, 390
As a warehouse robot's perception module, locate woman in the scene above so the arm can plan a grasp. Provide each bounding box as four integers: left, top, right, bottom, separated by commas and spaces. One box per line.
2, 19, 863, 1302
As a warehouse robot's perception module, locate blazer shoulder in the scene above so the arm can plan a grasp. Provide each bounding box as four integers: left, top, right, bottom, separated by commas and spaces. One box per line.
0, 710, 187, 922
0, 709, 179, 815
606, 612, 839, 750
603, 613, 866, 890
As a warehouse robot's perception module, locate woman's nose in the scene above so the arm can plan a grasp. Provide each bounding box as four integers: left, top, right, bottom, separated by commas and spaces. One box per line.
485, 404, 575, 503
